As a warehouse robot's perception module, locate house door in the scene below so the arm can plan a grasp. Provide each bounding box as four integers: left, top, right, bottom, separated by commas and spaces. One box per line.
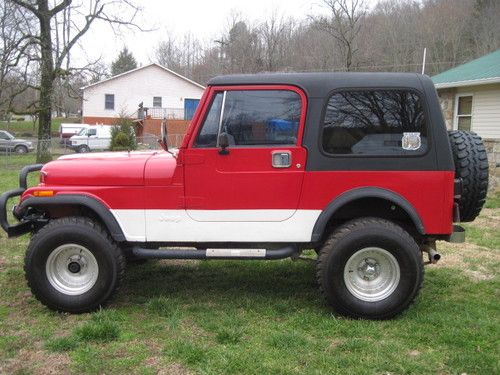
184, 99, 200, 120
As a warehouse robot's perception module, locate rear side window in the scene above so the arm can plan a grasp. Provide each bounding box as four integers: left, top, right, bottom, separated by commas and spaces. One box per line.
322, 90, 427, 155
195, 89, 301, 147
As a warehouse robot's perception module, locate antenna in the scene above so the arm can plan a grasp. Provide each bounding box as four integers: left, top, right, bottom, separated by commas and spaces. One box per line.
421, 48, 427, 75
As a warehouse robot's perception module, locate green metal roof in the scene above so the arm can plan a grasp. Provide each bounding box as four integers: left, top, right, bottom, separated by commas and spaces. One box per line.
432, 49, 500, 88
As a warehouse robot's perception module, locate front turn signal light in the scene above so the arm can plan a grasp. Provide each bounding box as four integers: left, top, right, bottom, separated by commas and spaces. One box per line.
33, 190, 54, 197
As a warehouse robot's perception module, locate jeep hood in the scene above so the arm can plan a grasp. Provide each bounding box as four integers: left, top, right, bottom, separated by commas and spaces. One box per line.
41, 151, 176, 186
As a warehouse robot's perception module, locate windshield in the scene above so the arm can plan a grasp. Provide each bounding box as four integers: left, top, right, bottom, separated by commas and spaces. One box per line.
0, 130, 14, 140
77, 128, 87, 136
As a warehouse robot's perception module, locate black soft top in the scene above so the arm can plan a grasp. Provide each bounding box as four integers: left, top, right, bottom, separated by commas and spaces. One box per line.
208, 72, 430, 97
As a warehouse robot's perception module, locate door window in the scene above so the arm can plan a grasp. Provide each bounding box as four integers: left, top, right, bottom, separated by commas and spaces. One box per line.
322, 90, 427, 155
195, 92, 223, 147
195, 90, 301, 147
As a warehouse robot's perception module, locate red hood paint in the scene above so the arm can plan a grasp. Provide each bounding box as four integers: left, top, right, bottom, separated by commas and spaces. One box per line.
41, 151, 176, 186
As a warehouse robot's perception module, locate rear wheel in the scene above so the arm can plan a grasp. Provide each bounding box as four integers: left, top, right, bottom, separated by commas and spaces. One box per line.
77, 145, 90, 153
24, 217, 125, 313
316, 217, 423, 319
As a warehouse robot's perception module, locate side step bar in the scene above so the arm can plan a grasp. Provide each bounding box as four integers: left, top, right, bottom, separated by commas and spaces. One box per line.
131, 246, 298, 260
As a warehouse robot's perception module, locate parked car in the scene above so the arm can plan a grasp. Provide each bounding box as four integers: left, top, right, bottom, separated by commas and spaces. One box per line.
0, 130, 34, 153
69, 125, 112, 153
59, 123, 88, 145
0, 72, 488, 319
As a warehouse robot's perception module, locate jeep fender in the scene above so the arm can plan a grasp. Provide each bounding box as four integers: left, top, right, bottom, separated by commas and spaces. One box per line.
311, 187, 425, 242
19, 194, 126, 242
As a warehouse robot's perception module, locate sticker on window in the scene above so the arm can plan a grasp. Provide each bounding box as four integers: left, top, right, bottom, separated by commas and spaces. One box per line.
402, 132, 421, 151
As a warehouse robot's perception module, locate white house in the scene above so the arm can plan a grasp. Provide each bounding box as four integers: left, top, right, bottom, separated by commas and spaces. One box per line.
432, 49, 500, 191
81, 63, 205, 125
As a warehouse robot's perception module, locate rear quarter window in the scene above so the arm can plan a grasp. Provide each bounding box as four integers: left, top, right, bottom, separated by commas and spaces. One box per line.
322, 89, 428, 156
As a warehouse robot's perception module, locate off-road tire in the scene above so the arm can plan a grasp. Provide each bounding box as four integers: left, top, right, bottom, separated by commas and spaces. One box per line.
316, 217, 424, 320
24, 216, 125, 313
448, 130, 488, 222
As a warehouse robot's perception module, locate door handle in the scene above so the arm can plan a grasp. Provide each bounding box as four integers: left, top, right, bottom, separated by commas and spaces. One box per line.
272, 151, 292, 168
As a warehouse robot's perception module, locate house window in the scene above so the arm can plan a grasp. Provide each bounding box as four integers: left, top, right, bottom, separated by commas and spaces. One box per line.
455, 95, 473, 131
105, 94, 114, 110
153, 96, 162, 107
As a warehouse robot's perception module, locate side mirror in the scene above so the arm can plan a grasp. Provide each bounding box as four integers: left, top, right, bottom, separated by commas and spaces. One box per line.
159, 121, 168, 151
218, 132, 229, 155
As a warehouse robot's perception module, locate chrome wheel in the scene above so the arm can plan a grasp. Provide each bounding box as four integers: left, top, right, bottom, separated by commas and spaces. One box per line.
45, 244, 99, 296
343, 247, 400, 302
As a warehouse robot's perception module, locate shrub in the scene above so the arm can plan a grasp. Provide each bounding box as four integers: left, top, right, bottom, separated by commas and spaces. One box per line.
110, 115, 136, 151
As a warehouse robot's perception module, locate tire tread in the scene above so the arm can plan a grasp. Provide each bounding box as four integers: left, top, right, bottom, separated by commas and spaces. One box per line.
24, 216, 125, 313
316, 217, 424, 319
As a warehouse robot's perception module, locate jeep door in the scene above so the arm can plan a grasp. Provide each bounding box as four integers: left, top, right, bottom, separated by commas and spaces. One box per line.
183, 86, 307, 223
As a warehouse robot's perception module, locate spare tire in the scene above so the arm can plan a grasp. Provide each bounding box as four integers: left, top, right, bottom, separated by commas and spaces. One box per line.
448, 130, 489, 222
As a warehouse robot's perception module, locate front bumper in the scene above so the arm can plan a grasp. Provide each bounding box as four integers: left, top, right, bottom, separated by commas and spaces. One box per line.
0, 164, 43, 237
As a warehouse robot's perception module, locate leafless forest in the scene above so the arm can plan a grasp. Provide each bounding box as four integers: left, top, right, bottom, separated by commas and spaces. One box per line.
156, 0, 500, 84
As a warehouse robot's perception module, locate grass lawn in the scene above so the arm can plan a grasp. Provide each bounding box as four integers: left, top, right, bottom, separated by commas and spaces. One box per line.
0, 117, 80, 138
0, 155, 499, 374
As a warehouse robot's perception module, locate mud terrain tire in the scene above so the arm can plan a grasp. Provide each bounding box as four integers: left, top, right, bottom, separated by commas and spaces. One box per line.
448, 131, 488, 222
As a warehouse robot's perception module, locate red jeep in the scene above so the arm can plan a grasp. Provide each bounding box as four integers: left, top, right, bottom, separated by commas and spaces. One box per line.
0, 73, 488, 319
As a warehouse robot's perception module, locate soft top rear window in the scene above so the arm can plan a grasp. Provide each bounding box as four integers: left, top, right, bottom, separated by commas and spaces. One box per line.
322, 89, 427, 156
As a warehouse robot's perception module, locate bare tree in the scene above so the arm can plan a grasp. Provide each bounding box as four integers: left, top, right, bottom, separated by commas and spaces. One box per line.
7, 0, 145, 162
312, 0, 366, 71
259, 12, 294, 71
0, 1, 38, 119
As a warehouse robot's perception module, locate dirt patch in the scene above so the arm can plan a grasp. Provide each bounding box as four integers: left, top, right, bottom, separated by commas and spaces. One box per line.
327, 338, 344, 350
408, 350, 421, 357
181, 318, 210, 339
157, 361, 193, 375
436, 240, 499, 281
0, 348, 71, 375
471, 208, 500, 230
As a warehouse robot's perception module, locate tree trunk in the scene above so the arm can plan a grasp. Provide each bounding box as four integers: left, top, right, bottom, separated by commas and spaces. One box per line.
37, 0, 54, 163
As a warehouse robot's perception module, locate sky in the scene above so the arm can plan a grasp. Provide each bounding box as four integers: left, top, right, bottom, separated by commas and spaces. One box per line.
75, 0, 378, 67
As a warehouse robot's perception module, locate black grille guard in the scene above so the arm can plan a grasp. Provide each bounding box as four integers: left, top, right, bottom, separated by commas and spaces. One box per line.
0, 164, 43, 237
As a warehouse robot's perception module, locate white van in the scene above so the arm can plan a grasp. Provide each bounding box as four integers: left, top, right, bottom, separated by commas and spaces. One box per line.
70, 125, 112, 153
59, 123, 89, 145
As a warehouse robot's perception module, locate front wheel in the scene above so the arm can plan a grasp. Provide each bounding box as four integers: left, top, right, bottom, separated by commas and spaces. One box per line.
15, 145, 28, 154
316, 217, 423, 319
24, 217, 125, 313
